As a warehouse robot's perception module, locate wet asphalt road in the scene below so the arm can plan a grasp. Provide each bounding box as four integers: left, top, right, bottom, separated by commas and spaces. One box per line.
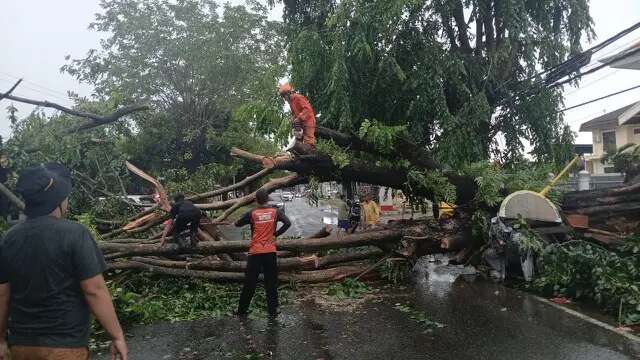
95, 280, 640, 360
220, 198, 339, 240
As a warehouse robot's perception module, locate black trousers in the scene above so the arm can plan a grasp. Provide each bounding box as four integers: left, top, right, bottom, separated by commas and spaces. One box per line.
238, 252, 278, 315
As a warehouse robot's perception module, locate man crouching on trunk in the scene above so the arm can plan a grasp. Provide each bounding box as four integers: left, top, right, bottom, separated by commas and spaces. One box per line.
0, 163, 127, 360
234, 189, 291, 317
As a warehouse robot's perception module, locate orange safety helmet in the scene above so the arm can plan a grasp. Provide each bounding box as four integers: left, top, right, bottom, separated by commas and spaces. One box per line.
277, 83, 293, 95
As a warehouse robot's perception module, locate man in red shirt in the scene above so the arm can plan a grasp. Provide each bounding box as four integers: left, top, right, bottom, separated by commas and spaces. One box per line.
234, 189, 291, 317
278, 83, 317, 154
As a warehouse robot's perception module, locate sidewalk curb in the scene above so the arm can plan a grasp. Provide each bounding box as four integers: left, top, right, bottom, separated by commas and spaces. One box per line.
532, 295, 640, 343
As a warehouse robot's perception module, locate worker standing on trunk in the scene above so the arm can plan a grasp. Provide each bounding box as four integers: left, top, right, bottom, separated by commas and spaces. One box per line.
234, 189, 291, 317
160, 193, 202, 248
277, 83, 316, 154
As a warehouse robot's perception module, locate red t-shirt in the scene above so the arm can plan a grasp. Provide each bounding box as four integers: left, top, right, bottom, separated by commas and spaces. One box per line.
235, 206, 291, 255
289, 93, 317, 145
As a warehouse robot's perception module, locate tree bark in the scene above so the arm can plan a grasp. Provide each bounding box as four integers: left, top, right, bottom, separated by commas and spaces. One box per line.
99, 229, 405, 258
123, 249, 382, 272
108, 261, 370, 283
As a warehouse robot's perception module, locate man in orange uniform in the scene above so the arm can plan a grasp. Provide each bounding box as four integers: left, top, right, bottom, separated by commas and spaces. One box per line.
278, 83, 316, 154
234, 189, 291, 317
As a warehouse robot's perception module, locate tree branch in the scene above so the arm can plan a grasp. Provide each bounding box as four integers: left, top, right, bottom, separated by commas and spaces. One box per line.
0, 183, 25, 211
451, 0, 473, 53
0, 79, 23, 101
3, 93, 149, 133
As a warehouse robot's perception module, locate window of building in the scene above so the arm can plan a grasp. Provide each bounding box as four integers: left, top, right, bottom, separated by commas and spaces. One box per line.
634, 128, 640, 135
602, 130, 617, 154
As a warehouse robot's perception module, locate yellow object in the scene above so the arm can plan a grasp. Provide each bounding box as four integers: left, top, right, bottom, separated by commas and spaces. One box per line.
363, 200, 380, 225
539, 155, 580, 197
439, 202, 456, 219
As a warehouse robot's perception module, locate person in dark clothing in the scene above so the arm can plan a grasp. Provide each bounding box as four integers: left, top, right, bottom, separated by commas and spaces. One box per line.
235, 189, 291, 317
348, 198, 362, 234
160, 193, 202, 248
0, 163, 127, 360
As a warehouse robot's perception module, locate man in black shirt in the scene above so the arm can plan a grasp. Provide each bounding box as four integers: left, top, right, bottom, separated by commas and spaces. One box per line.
160, 193, 202, 248
0, 163, 127, 360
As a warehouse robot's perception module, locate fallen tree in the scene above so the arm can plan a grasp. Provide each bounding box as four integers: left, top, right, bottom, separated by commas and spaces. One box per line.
100, 229, 407, 258
108, 261, 371, 283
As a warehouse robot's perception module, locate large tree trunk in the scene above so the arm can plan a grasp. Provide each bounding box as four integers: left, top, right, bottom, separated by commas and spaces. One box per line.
108, 261, 370, 283
120, 250, 383, 272
99, 229, 406, 259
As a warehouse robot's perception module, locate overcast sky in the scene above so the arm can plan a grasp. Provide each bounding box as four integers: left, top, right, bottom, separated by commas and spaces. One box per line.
1, 0, 640, 145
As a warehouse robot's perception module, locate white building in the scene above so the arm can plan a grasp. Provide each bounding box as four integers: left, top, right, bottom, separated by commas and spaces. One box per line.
580, 102, 640, 174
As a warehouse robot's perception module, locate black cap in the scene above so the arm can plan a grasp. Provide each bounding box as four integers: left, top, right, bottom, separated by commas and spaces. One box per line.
16, 163, 72, 218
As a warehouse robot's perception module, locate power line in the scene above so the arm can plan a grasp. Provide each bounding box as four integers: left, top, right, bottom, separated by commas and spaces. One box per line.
0, 78, 69, 103
548, 46, 640, 90
564, 69, 619, 97
497, 20, 640, 96
0, 71, 70, 98
556, 84, 640, 114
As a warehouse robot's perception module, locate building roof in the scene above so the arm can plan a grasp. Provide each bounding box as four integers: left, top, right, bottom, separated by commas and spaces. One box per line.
579, 102, 640, 131
600, 41, 640, 70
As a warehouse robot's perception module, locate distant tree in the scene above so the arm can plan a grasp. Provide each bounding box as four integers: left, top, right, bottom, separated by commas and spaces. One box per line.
63, 0, 287, 173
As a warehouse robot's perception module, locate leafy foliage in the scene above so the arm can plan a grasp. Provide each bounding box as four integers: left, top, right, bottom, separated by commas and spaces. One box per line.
603, 143, 640, 182
75, 213, 100, 239
379, 259, 411, 285
108, 274, 291, 325
63, 0, 286, 173
316, 139, 351, 169
621, 234, 640, 255
462, 161, 562, 207
534, 241, 640, 325
394, 303, 444, 330
407, 169, 457, 204
511, 217, 545, 255
5, 104, 133, 216
324, 278, 370, 299
357, 120, 407, 155
279, 0, 592, 165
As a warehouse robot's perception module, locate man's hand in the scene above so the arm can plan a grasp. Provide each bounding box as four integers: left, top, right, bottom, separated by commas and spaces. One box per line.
0, 339, 7, 360
111, 338, 128, 360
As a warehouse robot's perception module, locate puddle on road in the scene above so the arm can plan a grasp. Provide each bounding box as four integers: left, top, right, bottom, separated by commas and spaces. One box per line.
412, 253, 478, 298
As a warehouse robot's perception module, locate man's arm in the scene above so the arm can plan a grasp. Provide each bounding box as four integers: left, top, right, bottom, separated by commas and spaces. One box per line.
0, 283, 9, 360
80, 275, 127, 360
235, 210, 252, 227
275, 209, 292, 237
80, 275, 124, 339
73, 228, 127, 359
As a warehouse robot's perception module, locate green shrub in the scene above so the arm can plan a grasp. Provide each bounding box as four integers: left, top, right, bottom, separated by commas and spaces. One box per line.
534, 240, 640, 325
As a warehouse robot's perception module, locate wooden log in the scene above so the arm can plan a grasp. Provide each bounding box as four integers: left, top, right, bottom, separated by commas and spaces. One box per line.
99, 229, 405, 258
561, 193, 640, 210
107, 261, 369, 283
124, 249, 382, 272
562, 182, 640, 205
565, 202, 640, 216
